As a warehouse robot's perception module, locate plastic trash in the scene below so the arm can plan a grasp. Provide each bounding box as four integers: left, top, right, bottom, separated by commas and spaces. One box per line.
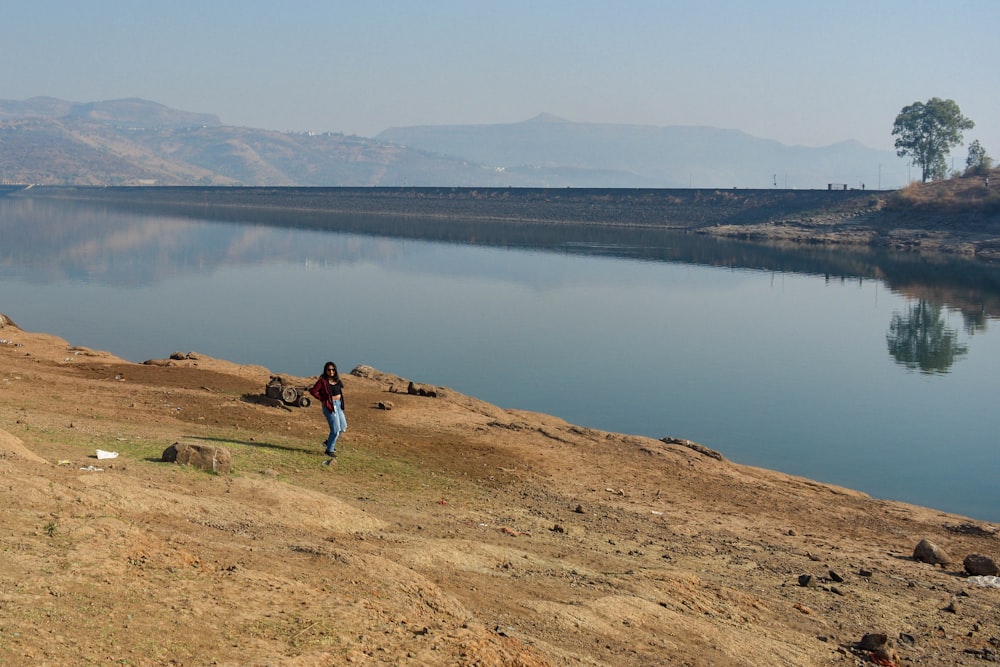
968, 575, 1000, 588
96, 450, 119, 459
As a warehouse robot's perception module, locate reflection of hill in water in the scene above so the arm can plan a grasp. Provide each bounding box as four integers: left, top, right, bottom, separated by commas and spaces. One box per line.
0, 199, 403, 286
4, 192, 999, 320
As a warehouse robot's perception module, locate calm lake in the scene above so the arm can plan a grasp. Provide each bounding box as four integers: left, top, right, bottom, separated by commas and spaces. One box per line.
2, 194, 999, 521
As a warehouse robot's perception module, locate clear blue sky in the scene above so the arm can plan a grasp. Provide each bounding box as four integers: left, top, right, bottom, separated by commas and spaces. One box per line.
3, 0, 997, 156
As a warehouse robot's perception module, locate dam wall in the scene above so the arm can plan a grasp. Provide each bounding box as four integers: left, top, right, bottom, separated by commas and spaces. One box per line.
13, 185, 879, 229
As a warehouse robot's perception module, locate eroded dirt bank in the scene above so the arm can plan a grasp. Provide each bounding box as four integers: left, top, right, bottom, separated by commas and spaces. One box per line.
1, 316, 999, 666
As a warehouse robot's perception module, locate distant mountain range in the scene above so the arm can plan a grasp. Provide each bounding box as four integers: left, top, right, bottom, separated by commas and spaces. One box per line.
379, 114, 911, 189
0, 97, 909, 188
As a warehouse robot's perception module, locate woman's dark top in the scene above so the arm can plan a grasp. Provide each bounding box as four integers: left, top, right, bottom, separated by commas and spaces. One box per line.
309, 376, 345, 412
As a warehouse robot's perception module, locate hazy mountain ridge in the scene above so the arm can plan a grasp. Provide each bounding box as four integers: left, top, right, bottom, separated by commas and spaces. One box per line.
378, 114, 908, 189
0, 98, 501, 186
0, 96, 222, 128
0, 97, 907, 188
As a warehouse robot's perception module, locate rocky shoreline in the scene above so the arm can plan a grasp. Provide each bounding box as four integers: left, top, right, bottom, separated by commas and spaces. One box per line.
2, 313, 999, 665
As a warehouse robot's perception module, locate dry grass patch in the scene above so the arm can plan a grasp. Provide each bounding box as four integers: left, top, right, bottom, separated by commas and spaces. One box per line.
889, 167, 1000, 213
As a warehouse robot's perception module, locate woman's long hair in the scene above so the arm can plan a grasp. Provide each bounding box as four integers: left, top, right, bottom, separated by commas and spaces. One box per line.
323, 361, 341, 383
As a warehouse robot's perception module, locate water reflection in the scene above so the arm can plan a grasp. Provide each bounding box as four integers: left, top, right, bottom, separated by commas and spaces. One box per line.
887, 300, 970, 373
3, 195, 1000, 373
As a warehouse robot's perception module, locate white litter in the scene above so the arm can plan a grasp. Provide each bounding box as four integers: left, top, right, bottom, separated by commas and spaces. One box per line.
79, 466, 103, 472
967, 575, 1000, 588
96, 450, 119, 459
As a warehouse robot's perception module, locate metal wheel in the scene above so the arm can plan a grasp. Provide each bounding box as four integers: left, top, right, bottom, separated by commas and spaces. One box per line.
281, 386, 298, 404
297, 395, 311, 408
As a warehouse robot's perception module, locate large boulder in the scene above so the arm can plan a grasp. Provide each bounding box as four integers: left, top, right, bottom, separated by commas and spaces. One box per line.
162, 441, 232, 474
913, 538, 952, 567
963, 554, 999, 576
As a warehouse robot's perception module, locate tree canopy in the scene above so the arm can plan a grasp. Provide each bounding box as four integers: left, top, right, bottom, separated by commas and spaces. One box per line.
892, 98, 974, 183
966, 139, 993, 174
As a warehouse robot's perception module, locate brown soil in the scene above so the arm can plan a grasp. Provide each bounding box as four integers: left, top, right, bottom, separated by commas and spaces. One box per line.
1, 317, 999, 666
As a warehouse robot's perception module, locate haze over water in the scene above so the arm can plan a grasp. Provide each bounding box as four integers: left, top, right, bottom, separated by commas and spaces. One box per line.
2, 196, 999, 521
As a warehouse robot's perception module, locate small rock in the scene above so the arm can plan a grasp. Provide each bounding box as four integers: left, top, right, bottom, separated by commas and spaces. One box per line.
377, 401, 394, 410
963, 553, 999, 576
551, 524, 565, 533
162, 441, 232, 474
407, 381, 438, 398
857, 633, 888, 651
798, 574, 816, 587
573, 504, 585, 514
829, 570, 844, 583
659, 436, 726, 460
913, 538, 952, 567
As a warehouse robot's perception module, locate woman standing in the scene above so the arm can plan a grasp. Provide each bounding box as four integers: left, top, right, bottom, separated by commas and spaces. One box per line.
309, 361, 347, 458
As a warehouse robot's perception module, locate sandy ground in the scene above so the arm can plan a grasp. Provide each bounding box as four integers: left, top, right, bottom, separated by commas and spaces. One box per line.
1, 314, 999, 666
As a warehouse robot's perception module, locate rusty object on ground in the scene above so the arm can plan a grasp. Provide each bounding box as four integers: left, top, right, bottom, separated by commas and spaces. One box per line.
265, 376, 312, 408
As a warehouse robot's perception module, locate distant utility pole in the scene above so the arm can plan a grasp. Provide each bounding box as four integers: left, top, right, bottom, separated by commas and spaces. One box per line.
773, 174, 777, 188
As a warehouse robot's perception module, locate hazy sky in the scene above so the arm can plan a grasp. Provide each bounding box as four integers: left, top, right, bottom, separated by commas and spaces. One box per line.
4, 1, 998, 155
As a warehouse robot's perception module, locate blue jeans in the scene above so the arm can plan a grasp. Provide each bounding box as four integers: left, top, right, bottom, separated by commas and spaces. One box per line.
322, 404, 347, 454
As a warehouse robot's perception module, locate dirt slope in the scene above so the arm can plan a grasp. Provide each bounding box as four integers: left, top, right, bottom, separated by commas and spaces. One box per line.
1, 316, 998, 666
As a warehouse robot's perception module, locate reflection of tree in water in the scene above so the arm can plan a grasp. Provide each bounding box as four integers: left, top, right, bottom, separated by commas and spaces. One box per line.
887, 300, 969, 373
962, 307, 988, 336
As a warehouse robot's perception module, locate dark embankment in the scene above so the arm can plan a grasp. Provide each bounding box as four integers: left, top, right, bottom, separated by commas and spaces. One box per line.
12, 184, 881, 228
